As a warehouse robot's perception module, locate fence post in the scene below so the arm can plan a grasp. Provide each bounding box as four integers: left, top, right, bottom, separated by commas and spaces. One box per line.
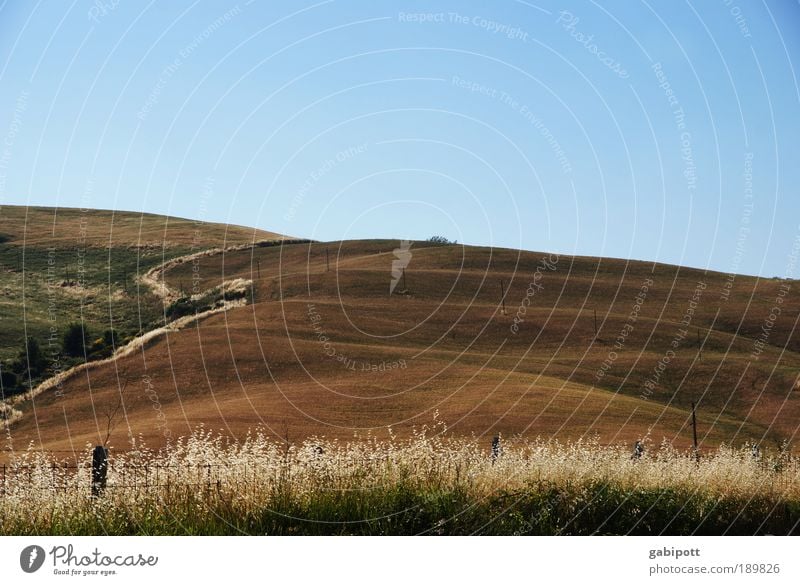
491, 435, 502, 464
91, 445, 108, 497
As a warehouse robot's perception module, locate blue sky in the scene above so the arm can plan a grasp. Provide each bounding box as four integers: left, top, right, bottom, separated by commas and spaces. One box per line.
0, 0, 798, 277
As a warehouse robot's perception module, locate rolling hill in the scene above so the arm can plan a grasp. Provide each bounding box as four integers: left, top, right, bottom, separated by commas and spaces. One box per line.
2, 208, 800, 460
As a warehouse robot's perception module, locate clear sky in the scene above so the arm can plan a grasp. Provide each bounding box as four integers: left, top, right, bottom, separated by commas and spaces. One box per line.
0, 0, 798, 277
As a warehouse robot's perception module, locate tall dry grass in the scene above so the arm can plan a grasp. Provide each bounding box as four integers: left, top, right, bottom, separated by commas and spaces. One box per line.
1, 424, 798, 535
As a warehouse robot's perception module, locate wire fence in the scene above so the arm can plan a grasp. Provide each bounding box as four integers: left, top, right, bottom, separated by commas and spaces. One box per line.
0, 461, 288, 498
2, 453, 799, 499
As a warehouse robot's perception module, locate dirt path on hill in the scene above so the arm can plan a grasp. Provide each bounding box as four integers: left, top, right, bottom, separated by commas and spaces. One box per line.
0, 240, 295, 430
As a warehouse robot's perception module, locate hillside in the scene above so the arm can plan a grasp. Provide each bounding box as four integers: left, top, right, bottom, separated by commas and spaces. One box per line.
4, 231, 799, 458
0, 204, 284, 382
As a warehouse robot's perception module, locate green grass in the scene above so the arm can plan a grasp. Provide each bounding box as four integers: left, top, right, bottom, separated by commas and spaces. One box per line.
2, 481, 797, 536
0, 243, 180, 342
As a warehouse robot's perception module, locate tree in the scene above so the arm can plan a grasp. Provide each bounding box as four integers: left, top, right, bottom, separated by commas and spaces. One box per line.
63, 322, 90, 357
14, 337, 46, 379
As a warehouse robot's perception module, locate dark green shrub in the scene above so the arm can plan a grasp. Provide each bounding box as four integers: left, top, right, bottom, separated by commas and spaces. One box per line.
426, 235, 451, 244
0, 365, 18, 395
165, 297, 209, 320
222, 289, 246, 301
62, 322, 90, 357
103, 329, 119, 349
14, 336, 46, 377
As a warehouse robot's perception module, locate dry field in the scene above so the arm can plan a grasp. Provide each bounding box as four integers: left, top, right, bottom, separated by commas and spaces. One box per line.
4, 220, 799, 459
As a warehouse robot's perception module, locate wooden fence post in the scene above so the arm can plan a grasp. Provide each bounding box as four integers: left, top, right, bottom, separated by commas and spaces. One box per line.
491, 435, 501, 464
631, 440, 644, 460
91, 445, 108, 497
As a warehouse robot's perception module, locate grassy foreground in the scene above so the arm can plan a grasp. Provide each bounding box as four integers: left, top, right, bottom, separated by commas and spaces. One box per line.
1, 428, 798, 535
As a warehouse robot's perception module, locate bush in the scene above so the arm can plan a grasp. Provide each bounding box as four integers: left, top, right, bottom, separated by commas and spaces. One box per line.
103, 329, 119, 349
0, 366, 18, 395
62, 323, 90, 357
222, 289, 246, 301
165, 297, 209, 320
14, 337, 46, 378
427, 235, 454, 244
